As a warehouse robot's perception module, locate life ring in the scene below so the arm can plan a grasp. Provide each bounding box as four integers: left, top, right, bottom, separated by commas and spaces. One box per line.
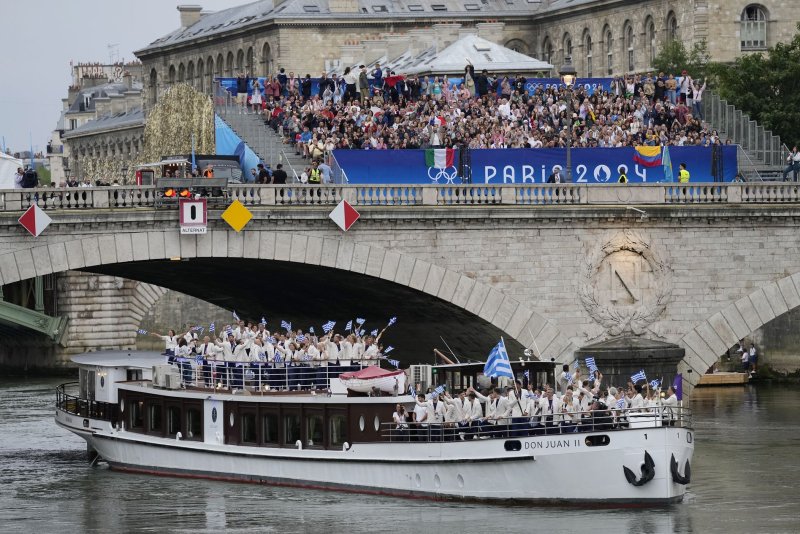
623, 450, 656, 487
670, 453, 691, 485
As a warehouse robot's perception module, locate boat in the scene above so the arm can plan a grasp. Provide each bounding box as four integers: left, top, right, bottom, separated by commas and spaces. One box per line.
697, 371, 751, 387
338, 365, 406, 394
55, 351, 694, 504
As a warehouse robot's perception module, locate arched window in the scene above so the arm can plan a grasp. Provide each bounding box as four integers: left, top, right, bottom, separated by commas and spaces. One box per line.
196, 60, 203, 91
741, 5, 768, 50
235, 49, 245, 73
645, 16, 657, 65
148, 68, 157, 108
562, 33, 573, 59
584, 31, 593, 77
177, 63, 185, 83
216, 53, 224, 78
624, 22, 635, 72
187, 61, 195, 87
225, 51, 234, 77
666, 11, 678, 42
246, 47, 254, 76
168, 65, 176, 84
262, 42, 273, 77
541, 36, 553, 65
505, 39, 529, 55
603, 26, 613, 75
206, 57, 214, 93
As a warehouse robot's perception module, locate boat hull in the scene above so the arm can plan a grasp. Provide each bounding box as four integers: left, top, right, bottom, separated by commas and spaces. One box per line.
81, 422, 693, 504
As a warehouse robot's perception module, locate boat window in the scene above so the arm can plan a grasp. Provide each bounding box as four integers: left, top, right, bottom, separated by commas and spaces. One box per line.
358, 415, 365, 432
186, 408, 202, 440
585, 435, 611, 446
263, 413, 279, 444
306, 414, 324, 447
504, 440, 522, 451
127, 369, 143, 381
241, 413, 257, 444
148, 403, 162, 432
330, 414, 347, 448
284, 414, 301, 445
167, 406, 181, 435
130, 400, 144, 430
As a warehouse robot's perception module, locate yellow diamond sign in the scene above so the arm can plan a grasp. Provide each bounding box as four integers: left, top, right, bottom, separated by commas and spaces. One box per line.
221, 200, 253, 232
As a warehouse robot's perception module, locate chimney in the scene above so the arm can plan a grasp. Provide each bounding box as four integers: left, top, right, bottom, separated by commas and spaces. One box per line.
177, 5, 203, 28
81, 75, 110, 89
123, 73, 133, 89
329, 0, 359, 12
433, 23, 461, 50
123, 90, 143, 113
109, 94, 126, 115
93, 96, 111, 118
476, 22, 506, 43
407, 29, 436, 55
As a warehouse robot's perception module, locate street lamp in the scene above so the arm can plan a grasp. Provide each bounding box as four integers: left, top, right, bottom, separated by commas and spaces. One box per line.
559, 56, 577, 182
121, 164, 129, 184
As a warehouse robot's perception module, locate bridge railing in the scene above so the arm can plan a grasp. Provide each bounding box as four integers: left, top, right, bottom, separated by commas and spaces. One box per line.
4, 183, 800, 212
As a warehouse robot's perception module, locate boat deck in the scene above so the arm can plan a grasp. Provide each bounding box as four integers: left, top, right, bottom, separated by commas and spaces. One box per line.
697, 372, 751, 387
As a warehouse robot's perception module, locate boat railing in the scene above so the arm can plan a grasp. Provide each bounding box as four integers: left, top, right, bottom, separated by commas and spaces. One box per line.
164, 357, 379, 393
55, 382, 119, 422
379, 406, 693, 443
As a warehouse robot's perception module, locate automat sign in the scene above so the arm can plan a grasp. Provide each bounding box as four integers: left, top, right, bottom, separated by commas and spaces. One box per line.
179, 199, 207, 234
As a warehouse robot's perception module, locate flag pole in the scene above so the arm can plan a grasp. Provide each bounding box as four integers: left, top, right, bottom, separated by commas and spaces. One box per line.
526, 326, 544, 360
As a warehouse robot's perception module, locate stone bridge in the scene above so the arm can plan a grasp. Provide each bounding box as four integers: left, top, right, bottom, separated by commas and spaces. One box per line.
3, 182, 800, 392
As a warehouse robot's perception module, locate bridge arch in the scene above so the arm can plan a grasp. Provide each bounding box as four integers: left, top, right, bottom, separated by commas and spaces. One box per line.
0, 230, 573, 362
678, 272, 800, 391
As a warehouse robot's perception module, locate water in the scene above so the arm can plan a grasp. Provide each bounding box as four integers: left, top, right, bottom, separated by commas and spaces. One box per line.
1, 378, 799, 534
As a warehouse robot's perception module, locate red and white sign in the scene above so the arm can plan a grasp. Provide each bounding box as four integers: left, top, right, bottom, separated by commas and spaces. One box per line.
329, 200, 360, 231
18, 204, 52, 237
179, 198, 207, 234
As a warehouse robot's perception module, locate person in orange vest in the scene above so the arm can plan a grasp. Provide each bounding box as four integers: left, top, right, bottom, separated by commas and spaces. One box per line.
203, 165, 214, 178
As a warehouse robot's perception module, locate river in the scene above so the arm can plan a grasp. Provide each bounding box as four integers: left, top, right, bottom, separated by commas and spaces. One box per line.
1, 378, 798, 534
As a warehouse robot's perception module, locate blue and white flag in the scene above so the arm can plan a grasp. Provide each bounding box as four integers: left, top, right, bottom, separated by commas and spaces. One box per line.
191, 325, 204, 332
585, 356, 598, 372
631, 369, 647, 383
345, 320, 353, 332
303, 353, 312, 361
408, 384, 416, 396
195, 354, 203, 365
428, 385, 446, 399
387, 316, 397, 327
296, 334, 306, 343
384, 346, 394, 354
260, 317, 267, 326
370, 329, 378, 337
649, 378, 662, 389
232, 310, 240, 322
484, 338, 514, 378
616, 398, 626, 409
226, 326, 234, 337
567, 373, 574, 385
387, 358, 400, 368
322, 320, 336, 333
309, 327, 315, 334
268, 336, 277, 345
589, 371, 596, 381
573, 359, 580, 370
137, 328, 148, 335
209, 322, 215, 333
523, 369, 530, 379
281, 320, 292, 332
274, 354, 282, 364
356, 317, 365, 325
358, 329, 365, 336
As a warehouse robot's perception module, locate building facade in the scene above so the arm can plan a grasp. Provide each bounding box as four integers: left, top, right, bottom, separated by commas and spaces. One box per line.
134, 1, 798, 104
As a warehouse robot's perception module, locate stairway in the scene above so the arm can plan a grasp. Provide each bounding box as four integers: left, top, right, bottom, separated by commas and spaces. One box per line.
215, 104, 307, 181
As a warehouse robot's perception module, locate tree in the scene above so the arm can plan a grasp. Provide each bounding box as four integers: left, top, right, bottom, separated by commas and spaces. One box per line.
652, 40, 713, 80
715, 23, 800, 148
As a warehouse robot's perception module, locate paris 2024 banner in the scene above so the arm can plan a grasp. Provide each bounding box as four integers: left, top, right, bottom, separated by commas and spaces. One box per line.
332, 146, 737, 185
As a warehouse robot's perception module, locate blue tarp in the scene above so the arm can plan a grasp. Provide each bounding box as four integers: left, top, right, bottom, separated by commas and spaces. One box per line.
332, 146, 738, 184
214, 115, 260, 179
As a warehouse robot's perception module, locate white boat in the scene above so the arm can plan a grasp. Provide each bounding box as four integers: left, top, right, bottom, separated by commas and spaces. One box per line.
338, 366, 407, 394
55, 351, 694, 504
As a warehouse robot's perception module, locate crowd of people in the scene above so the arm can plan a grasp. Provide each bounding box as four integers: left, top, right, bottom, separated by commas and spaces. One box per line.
229, 66, 725, 164
393, 365, 680, 441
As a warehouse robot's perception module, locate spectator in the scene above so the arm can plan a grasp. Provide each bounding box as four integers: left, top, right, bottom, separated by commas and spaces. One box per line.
14, 167, 24, 189
271, 164, 288, 184
21, 166, 38, 189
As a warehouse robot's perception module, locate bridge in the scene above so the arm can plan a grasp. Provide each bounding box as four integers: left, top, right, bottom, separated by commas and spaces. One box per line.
2, 181, 800, 392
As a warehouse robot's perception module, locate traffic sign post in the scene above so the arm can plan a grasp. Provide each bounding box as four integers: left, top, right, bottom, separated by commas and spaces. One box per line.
179, 198, 207, 234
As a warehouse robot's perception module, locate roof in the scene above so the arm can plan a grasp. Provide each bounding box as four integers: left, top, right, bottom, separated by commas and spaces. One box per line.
71, 350, 168, 369
66, 81, 144, 114
63, 108, 145, 138
136, 0, 581, 54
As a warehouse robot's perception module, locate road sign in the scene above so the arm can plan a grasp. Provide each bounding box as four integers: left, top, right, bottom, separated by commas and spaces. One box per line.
18, 204, 52, 237
179, 198, 207, 234
221, 199, 252, 232
329, 200, 360, 231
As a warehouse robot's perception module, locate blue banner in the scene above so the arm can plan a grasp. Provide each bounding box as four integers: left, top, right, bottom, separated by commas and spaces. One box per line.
332, 146, 738, 185
214, 115, 260, 178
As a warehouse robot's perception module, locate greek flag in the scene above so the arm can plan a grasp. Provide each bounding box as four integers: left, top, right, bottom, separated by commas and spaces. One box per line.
589, 371, 596, 381
585, 356, 598, 372
303, 353, 312, 361
428, 385, 446, 398
268, 336, 277, 344
387, 316, 397, 326
137, 328, 148, 335
309, 327, 315, 334
232, 311, 240, 322
408, 384, 416, 396
209, 322, 215, 333
573, 359, 580, 370
384, 346, 394, 354
484, 338, 514, 378
345, 320, 352, 331
523, 369, 530, 379
567, 373, 574, 385
322, 320, 336, 333
274, 354, 282, 364
356, 317, 365, 325
226, 326, 234, 337
631, 369, 647, 383
387, 358, 400, 368
616, 398, 626, 409
649, 379, 662, 389
370, 329, 378, 337
358, 329, 365, 336
260, 317, 267, 326
195, 354, 203, 365
281, 320, 292, 331
191, 325, 203, 331
296, 334, 306, 343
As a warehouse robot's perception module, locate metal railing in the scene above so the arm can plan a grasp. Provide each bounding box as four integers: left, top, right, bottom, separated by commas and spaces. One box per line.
380, 406, 693, 443
56, 382, 118, 422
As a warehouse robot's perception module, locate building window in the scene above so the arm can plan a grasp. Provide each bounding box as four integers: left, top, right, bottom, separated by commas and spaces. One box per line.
666, 11, 678, 42
542, 36, 553, 64
604, 28, 613, 75
625, 24, 635, 72
741, 5, 768, 50
563, 33, 572, 58
585, 34, 593, 77
646, 17, 657, 65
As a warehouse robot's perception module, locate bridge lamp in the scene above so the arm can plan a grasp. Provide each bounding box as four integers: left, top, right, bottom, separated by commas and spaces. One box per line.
121, 164, 129, 183
559, 56, 577, 183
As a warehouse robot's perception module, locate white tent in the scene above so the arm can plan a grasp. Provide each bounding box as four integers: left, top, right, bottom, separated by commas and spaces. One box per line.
0, 152, 23, 189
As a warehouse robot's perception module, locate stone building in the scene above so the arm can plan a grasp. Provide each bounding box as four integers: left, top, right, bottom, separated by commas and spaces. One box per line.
135, 1, 799, 104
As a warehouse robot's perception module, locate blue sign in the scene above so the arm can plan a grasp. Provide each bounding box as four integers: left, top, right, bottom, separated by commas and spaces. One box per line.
332, 146, 738, 185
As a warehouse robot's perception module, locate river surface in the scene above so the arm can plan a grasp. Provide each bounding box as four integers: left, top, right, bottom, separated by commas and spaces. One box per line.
1, 378, 798, 534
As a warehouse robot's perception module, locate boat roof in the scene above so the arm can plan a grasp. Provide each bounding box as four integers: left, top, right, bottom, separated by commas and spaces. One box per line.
71, 350, 167, 369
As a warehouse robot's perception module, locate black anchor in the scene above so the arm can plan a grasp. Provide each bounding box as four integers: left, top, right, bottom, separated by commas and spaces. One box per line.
623, 450, 656, 487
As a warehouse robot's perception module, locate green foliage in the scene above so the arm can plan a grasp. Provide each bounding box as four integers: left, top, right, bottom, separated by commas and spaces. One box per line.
652, 40, 713, 80
716, 23, 800, 147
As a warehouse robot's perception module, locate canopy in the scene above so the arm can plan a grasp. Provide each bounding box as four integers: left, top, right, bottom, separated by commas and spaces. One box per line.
338, 366, 403, 380
0, 152, 23, 189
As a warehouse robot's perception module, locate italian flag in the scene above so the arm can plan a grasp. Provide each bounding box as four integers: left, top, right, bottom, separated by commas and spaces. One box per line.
425, 148, 455, 169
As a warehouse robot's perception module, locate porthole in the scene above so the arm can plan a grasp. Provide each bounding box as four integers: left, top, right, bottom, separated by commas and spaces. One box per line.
504, 440, 522, 451
359, 415, 365, 432
229, 412, 235, 427
100, 376, 105, 388
415, 473, 421, 488
584, 435, 610, 447
212, 407, 218, 423
373, 415, 380, 432
687, 431, 693, 443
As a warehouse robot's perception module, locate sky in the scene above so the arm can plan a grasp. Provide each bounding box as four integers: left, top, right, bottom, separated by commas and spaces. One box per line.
0, 0, 239, 154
